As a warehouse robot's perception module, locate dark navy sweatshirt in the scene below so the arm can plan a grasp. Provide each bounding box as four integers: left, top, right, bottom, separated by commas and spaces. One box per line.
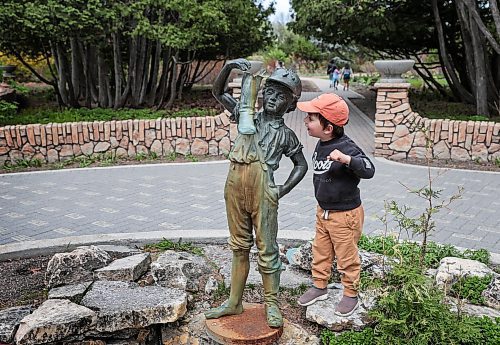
312, 135, 375, 211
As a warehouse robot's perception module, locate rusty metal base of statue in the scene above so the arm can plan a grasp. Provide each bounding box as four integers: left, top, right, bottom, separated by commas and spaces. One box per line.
205, 303, 283, 345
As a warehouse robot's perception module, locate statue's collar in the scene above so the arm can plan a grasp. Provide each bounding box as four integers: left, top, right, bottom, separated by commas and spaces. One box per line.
256, 114, 284, 129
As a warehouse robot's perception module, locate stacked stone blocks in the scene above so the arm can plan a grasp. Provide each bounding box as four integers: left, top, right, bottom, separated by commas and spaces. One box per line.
374, 83, 500, 162
0, 113, 237, 164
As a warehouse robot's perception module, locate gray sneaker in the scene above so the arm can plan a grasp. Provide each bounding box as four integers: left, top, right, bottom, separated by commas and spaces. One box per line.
334, 296, 359, 316
298, 287, 328, 306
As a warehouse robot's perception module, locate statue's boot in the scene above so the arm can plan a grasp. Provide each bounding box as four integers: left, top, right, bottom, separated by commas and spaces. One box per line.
205, 250, 249, 319
261, 271, 283, 328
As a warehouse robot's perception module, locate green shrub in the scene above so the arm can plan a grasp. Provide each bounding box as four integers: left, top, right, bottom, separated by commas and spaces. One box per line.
369, 262, 500, 345
0, 100, 18, 118
358, 235, 489, 268
450, 275, 493, 305
321, 328, 374, 345
0, 106, 218, 126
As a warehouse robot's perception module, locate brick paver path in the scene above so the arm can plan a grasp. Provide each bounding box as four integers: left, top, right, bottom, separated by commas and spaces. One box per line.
1, 78, 499, 254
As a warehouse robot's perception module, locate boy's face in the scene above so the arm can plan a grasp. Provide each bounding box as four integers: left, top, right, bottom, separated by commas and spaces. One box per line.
304, 113, 333, 141
262, 83, 293, 116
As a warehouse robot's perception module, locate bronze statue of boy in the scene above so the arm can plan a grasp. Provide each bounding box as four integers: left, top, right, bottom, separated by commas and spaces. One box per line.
204, 59, 308, 328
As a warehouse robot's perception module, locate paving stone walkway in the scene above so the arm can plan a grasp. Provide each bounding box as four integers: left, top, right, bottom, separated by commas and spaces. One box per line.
0, 78, 499, 255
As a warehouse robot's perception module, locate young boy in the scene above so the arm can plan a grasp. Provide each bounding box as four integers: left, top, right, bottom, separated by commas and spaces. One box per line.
296, 93, 375, 316
204, 59, 308, 328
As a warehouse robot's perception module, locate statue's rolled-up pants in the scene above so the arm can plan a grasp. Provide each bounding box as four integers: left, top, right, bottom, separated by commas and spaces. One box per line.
225, 161, 282, 274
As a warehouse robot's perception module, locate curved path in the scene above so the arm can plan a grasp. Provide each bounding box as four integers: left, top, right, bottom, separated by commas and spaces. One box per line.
1, 78, 499, 259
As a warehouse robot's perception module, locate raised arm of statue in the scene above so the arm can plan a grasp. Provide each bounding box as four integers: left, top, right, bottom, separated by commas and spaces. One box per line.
212, 58, 251, 114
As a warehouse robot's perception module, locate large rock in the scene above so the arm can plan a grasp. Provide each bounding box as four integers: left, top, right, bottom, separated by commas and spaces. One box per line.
45, 246, 112, 288
435, 257, 494, 287
305, 288, 374, 331
447, 297, 500, 319
482, 275, 500, 310
81, 281, 187, 333
151, 251, 212, 292
0, 305, 32, 343
14, 299, 96, 345
291, 243, 391, 279
48, 281, 93, 303
94, 253, 151, 281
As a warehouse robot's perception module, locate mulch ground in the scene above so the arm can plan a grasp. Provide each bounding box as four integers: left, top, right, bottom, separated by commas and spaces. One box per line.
0, 256, 49, 310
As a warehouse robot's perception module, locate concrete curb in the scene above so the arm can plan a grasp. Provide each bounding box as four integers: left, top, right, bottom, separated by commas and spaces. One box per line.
0, 230, 315, 260
1, 229, 498, 265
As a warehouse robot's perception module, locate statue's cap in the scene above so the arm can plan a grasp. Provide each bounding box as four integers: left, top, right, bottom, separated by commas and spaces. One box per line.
265, 69, 302, 98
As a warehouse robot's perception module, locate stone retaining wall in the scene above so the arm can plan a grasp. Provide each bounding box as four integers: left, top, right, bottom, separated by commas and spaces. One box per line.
0, 112, 236, 165
374, 83, 500, 162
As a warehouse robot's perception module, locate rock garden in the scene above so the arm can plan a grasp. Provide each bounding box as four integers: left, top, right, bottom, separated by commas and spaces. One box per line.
0, 236, 498, 345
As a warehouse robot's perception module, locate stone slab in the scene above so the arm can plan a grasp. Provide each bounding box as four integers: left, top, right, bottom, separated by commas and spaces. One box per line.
14, 299, 95, 345
48, 281, 93, 303
81, 280, 187, 333
94, 253, 151, 281
0, 305, 32, 343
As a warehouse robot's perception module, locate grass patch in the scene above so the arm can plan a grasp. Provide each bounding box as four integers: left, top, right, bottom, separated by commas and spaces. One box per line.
143, 238, 204, 256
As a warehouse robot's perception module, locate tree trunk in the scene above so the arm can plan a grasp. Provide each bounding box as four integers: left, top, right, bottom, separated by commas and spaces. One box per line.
156, 48, 172, 106
146, 40, 162, 106
468, 8, 489, 116
70, 38, 83, 100
432, 0, 475, 104
52, 43, 68, 106
129, 36, 139, 106
164, 52, 179, 108
139, 39, 152, 105
97, 51, 109, 108
112, 32, 124, 108
455, 0, 476, 92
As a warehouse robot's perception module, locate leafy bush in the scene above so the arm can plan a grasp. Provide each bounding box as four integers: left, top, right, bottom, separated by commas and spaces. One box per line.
368, 262, 500, 345
450, 275, 493, 305
358, 235, 489, 268
0, 100, 18, 118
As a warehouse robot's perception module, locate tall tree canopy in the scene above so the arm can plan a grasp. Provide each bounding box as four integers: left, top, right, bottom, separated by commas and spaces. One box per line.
290, 0, 500, 117
0, 0, 273, 108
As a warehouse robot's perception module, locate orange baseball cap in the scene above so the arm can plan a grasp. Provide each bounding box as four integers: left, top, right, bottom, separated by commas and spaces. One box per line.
297, 93, 349, 126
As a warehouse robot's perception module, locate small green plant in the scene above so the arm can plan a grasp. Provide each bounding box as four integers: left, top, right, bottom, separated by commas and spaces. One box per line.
451, 275, 493, 305
166, 151, 177, 161
135, 152, 148, 161
214, 280, 230, 299
143, 238, 203, 256
185, 154, 198, 162
2, 158, 42, 171
494, 157, 500, 168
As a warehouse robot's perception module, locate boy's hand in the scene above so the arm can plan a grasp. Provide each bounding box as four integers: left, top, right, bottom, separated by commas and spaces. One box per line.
228, 58, 251, 72
327, 149, 351, 165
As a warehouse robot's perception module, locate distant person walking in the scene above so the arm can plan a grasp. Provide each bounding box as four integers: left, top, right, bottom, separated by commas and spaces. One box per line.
341, 64, 353, 91
327, 59, 339, 89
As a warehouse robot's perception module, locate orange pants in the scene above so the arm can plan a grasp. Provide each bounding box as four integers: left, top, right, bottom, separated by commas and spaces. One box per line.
311, 205, 364, 297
